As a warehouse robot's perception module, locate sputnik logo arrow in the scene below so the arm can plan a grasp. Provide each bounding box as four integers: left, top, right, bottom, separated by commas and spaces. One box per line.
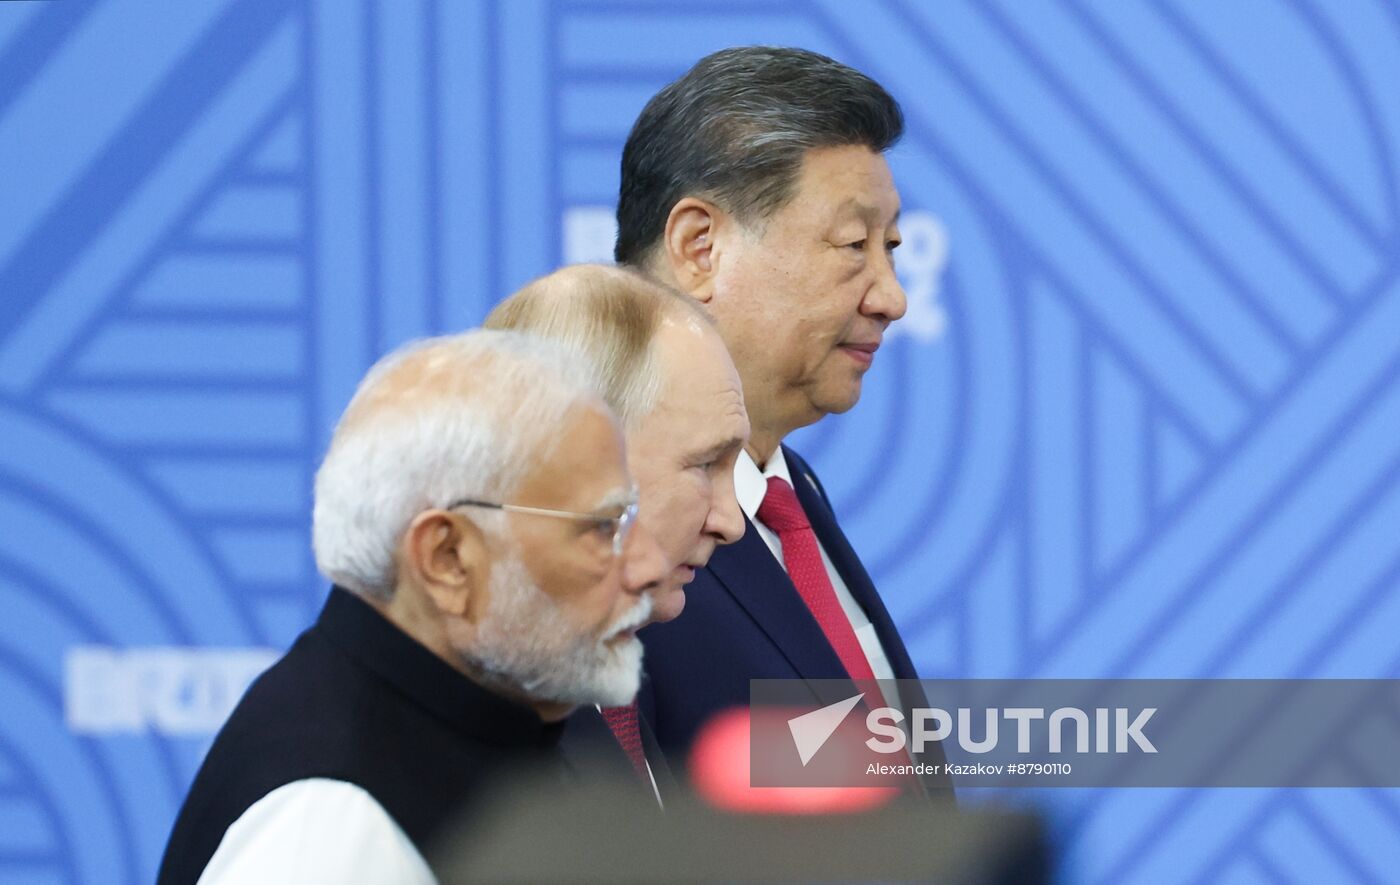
787, 693, 865, 766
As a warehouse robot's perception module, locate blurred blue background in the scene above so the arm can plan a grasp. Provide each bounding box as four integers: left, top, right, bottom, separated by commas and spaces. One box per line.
3, 0, 1399, 882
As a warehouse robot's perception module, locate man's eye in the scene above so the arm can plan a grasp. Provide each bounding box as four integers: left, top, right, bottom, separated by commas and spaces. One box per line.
845, 239, 867, 251
590, 520, 616, 539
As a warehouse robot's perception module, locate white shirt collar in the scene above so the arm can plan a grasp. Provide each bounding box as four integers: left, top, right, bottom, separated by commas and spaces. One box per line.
735, 447, 795, 521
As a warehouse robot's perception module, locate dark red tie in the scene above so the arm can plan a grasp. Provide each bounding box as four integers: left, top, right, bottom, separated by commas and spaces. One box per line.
756, 476, 875, 681
600, 703, 650, 783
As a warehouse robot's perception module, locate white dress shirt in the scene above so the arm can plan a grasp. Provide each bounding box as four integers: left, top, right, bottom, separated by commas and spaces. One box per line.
736, 449, 903, 713
198, 778, 436, 885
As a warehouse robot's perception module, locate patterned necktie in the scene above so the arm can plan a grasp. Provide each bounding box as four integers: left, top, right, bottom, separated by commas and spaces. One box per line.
600, 702, 650, 783
756, 476, 876, 681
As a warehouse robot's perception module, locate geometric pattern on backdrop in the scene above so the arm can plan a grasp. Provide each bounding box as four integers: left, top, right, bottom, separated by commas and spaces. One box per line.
1, 1, 1397, 882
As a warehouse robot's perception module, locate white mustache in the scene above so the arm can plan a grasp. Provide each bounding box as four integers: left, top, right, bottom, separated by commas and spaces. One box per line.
603, 594, 653, 640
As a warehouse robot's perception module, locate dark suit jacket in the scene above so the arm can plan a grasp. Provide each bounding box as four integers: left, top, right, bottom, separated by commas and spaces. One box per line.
560, 705, 680, 806
638, 446, 950, 791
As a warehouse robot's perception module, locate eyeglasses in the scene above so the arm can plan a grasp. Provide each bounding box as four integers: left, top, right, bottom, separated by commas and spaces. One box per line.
447, 494, 639, 557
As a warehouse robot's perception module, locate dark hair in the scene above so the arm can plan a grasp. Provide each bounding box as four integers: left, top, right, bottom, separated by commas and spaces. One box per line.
614, 46, 904, 265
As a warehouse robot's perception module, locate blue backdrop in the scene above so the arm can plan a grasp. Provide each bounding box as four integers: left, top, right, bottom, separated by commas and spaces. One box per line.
3, 1, 1399, 882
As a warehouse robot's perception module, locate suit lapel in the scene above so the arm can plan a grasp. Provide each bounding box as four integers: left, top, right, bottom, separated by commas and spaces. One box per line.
783, 452, 943, 784
560, 706, 635, 781
638, 713, 679, 802
704, 516, 848, 680
561, 706, 669, 806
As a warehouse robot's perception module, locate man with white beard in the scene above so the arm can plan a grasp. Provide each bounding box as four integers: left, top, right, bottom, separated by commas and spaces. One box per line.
158, 330, 668, 885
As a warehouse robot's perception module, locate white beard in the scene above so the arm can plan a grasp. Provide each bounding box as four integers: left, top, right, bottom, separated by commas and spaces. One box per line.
461, 553, 650, 708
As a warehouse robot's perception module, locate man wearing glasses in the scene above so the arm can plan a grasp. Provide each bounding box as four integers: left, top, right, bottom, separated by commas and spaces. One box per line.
159, 330, 668, 885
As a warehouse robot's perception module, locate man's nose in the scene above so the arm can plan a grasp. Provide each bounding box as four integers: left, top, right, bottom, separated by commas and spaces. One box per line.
863, 250, 907, 322
706, 471, 747, 547
621, 520, 669, 595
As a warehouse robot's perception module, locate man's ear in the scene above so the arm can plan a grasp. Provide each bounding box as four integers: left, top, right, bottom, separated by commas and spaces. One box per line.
663, 197, 722, 303
401, 510, 490, 621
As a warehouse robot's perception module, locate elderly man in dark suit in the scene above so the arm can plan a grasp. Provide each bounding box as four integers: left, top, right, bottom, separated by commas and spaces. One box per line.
616, 46, 949, 790
486, 263, 749, 804
158, 330, 668, 884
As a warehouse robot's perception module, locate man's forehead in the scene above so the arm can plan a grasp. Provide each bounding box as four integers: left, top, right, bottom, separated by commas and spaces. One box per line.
641, 366, 746, 450
654, 314, 735, 375
837, 196, 901, 222
683, 382, 749, 450
645, 314, 747, 436
792, 146, 901, 216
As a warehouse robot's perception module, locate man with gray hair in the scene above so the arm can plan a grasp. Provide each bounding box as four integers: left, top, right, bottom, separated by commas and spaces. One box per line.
485, 263, 749, 798
615, 46, 949, 789
159, 330, 668, 884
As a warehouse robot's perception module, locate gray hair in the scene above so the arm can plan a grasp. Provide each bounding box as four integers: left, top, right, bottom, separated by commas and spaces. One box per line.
614, 45, 904, 266
312, 329, 602, 601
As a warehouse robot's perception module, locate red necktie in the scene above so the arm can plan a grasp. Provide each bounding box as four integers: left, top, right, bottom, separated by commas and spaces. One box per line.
600, 702, 650, 783
756, 476, 875, 682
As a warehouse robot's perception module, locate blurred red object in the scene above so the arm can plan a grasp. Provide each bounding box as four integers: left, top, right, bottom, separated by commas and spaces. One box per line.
688, 707, 899, 814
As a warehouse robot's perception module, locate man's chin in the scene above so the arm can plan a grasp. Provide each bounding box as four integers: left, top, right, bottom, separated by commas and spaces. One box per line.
592, 640, 644, 707
812, 379, 864, 417
594, 684, 640, 709
647, 583, 687, 626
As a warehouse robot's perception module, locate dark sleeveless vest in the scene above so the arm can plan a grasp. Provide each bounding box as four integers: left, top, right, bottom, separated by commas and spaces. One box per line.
157, 587, 566, 885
